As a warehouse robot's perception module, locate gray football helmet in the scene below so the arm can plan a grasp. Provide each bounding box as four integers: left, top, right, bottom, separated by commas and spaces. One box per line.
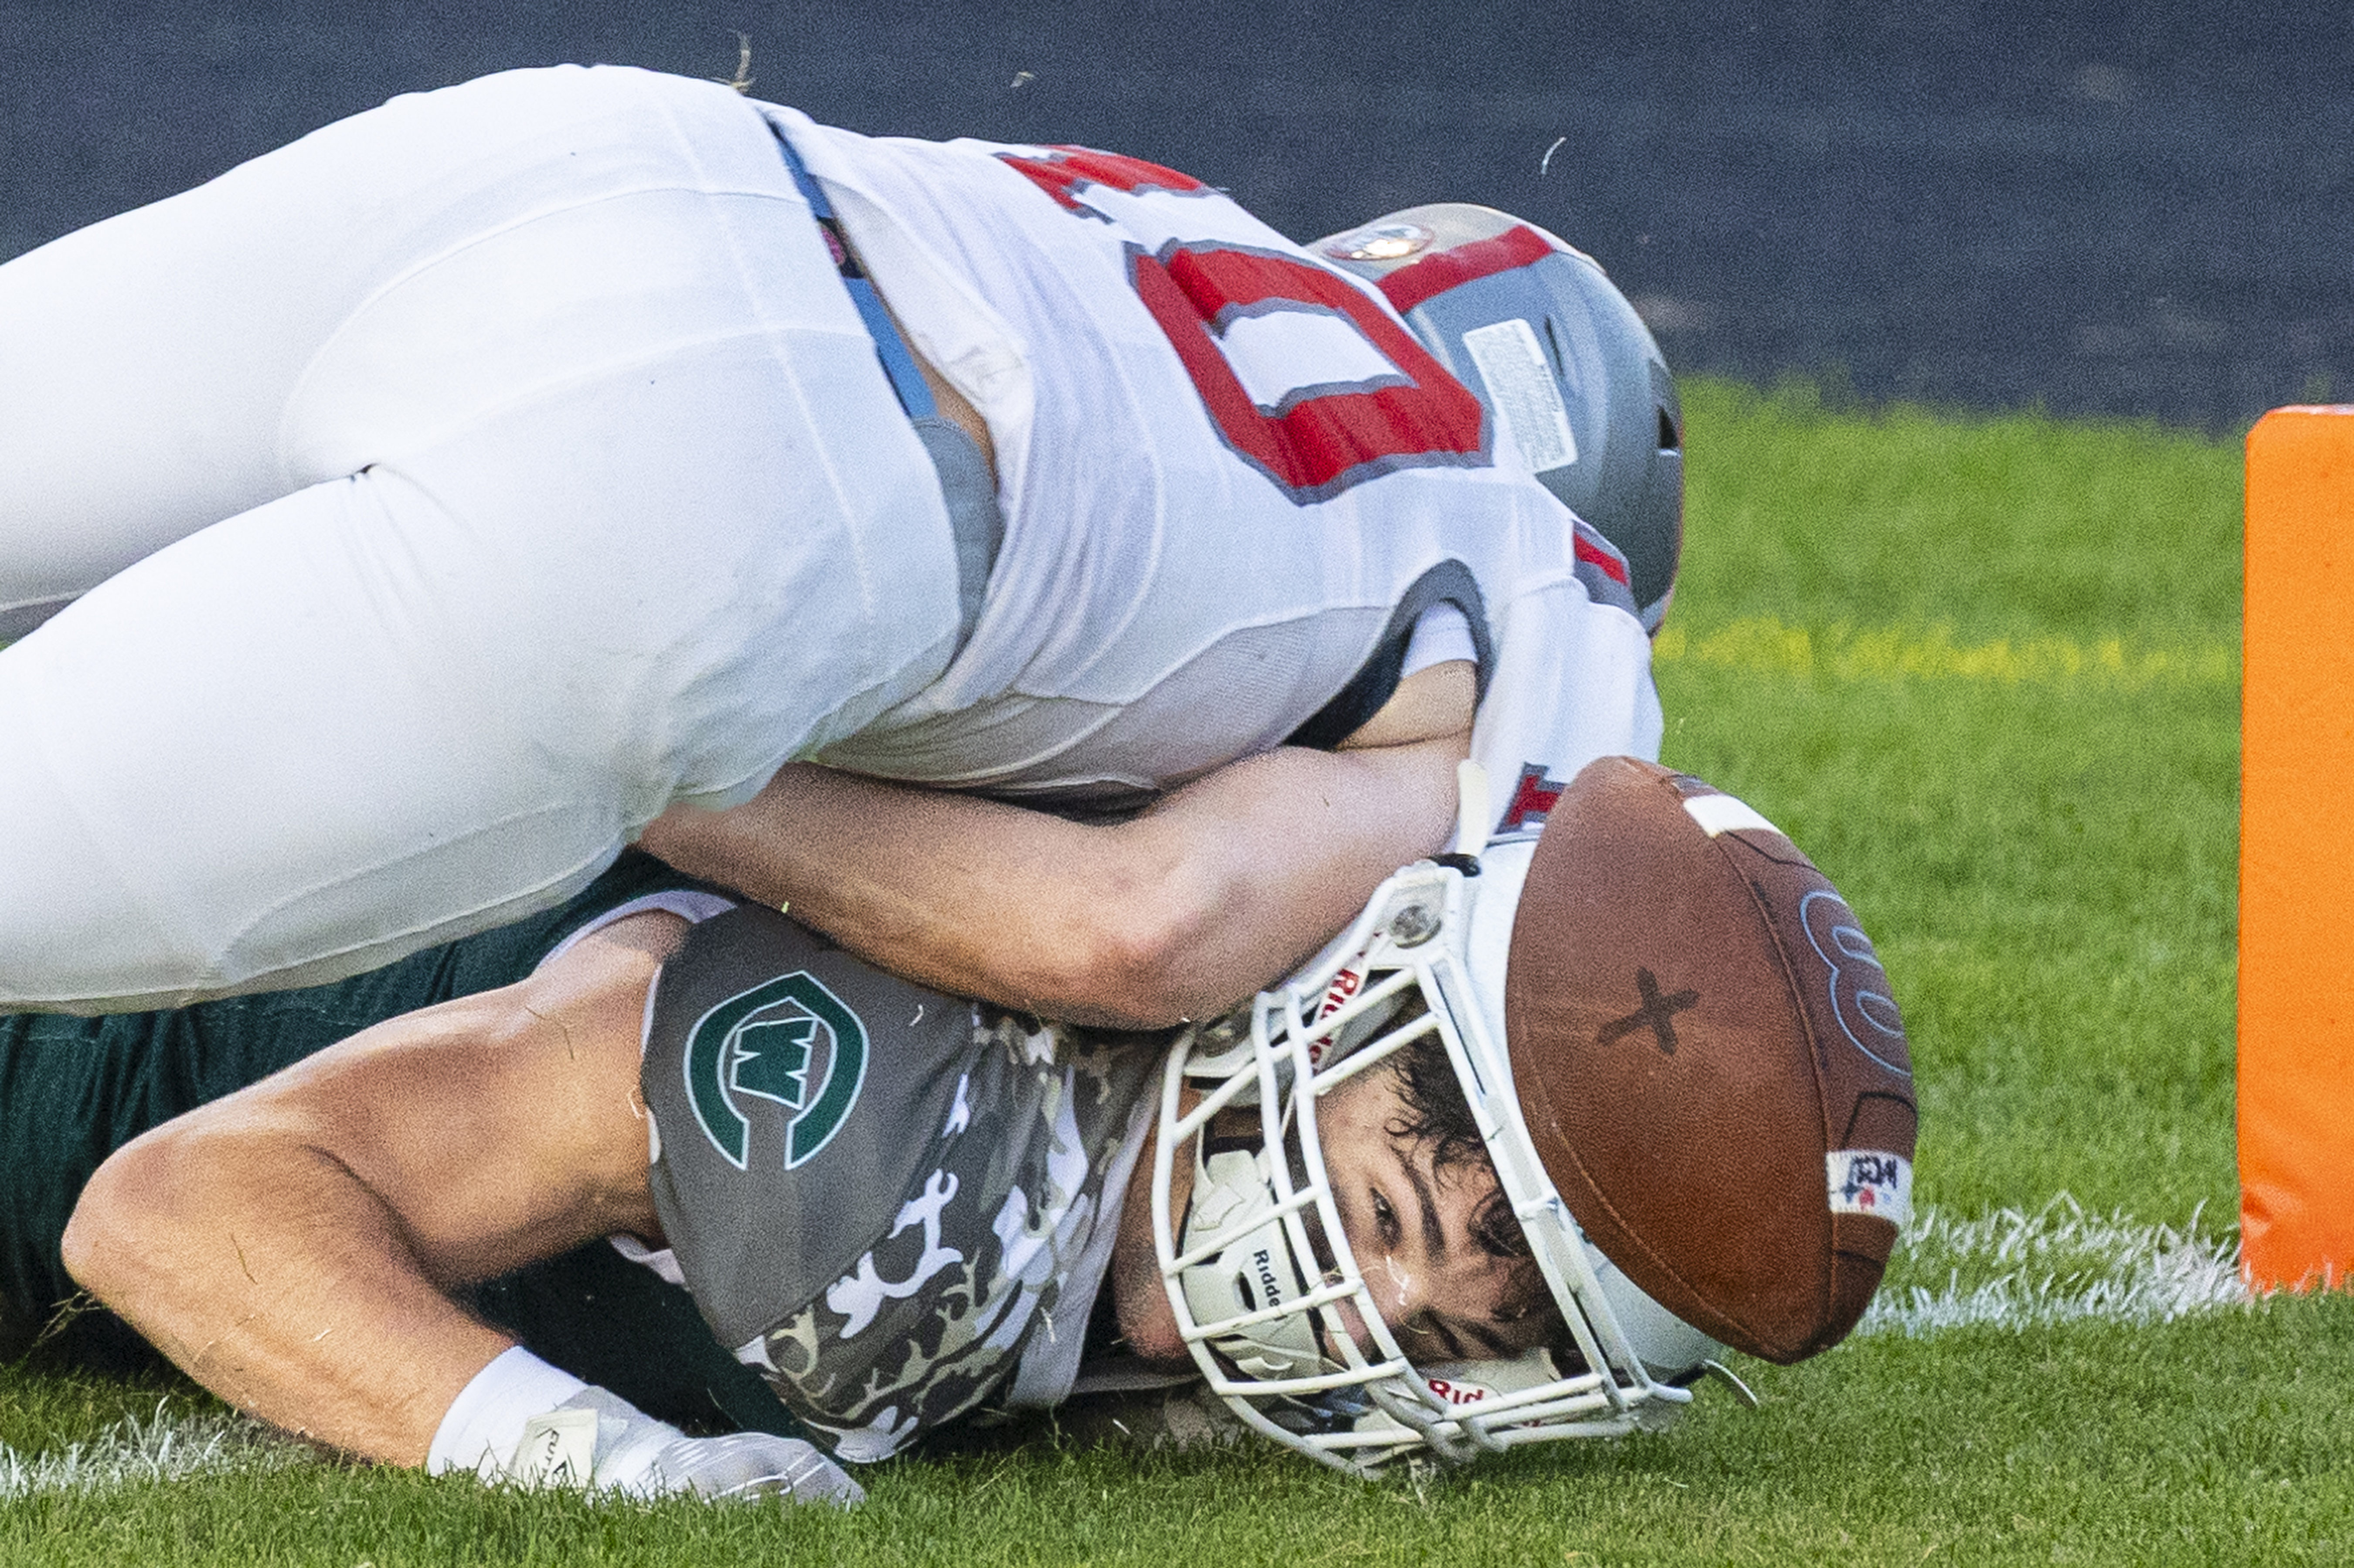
1313, 205, 1684, 632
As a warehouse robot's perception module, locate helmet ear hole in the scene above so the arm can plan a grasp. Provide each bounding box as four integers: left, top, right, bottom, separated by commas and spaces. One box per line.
1658, 407, 1681, 451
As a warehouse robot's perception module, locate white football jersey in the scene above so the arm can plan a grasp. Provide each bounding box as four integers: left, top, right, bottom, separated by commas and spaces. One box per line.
770, 110, 1661, 833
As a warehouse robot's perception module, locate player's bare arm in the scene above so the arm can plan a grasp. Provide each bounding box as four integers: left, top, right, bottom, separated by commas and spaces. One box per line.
639, 661, 1476, 1030
60, 913, 684, 1466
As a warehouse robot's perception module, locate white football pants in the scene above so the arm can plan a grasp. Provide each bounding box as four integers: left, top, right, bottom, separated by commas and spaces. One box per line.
0, 66, 959, 1011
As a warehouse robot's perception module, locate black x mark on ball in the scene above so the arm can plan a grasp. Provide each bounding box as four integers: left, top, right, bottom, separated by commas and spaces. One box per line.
1596, 967, 1700, 1055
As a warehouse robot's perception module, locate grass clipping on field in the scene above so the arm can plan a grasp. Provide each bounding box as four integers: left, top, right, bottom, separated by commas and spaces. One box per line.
1863, 1196, 2247, 1337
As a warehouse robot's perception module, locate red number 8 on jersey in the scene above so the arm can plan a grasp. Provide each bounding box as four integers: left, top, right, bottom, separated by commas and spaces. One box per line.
1001, 149, 1490, 503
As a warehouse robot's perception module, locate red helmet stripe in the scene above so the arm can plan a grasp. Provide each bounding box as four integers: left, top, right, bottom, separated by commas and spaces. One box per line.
1376, 224, 1557, 314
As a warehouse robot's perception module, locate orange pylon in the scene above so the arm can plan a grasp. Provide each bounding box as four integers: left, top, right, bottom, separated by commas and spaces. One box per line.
2242, 404, 2354, 1290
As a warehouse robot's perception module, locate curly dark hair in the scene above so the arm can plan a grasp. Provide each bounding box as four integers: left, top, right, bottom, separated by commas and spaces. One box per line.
1382, 1030, 1531, 1262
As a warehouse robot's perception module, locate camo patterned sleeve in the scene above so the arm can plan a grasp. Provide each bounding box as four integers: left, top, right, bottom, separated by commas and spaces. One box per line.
640, 905, 1167, 1463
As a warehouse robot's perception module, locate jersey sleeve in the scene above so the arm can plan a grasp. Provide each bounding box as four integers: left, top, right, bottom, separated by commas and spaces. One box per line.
639, 905, 978, 1354
639, 902, 1167, 1461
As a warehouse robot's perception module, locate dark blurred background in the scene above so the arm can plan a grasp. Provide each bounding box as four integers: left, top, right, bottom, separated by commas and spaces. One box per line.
4, 0, 2348, 429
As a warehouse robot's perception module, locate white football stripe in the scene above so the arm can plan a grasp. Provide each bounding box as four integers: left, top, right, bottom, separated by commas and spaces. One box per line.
1214, 307, 1403, 413
1683, 793, 1782, 838
1858, 1195, 2248, 1337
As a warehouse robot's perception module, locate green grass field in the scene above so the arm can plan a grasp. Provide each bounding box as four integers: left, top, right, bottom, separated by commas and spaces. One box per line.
7, 379, 2338, 1565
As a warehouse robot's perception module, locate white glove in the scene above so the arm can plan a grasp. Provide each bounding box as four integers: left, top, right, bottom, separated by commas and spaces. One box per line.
508, 1386, 863, 1508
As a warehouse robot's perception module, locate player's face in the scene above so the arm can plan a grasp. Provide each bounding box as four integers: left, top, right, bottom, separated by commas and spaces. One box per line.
1115, 1063, 1559, 1370
1312, 1065, 1556, 1361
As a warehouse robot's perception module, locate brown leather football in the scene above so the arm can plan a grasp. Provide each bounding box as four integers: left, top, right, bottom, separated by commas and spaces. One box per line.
1502, 757, 1917, 1364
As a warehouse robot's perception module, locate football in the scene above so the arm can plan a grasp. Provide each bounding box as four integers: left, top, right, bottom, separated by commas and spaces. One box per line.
1503, 757, 1918, 1364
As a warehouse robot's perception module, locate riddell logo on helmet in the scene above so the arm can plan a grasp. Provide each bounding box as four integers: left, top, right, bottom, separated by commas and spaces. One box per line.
1425, 1378, 1489, 1406
1308, 966, 1364, 1065
1496, 762, 1569, 835
1252, 1248, 1286, 1307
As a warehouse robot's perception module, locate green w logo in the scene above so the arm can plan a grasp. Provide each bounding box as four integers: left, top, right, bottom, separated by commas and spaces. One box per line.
683, 971, 868, 1171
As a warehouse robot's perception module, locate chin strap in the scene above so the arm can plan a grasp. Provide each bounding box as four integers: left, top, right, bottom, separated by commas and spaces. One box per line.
1699, 1359, 1762, 1408
1455, 757, 1491, 858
